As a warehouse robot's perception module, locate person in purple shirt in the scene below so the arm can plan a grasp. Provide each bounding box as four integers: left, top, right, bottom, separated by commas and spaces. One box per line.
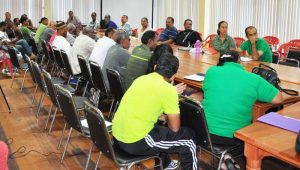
104, 14, 117, 29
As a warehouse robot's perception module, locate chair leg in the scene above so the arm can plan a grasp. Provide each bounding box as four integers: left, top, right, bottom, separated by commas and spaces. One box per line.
36, 93, 45, 117
110, 101, 119, 119
48, 107, 58, 135
94, 152, 102, 170
57, 123, 67, 149
217, 152, 227, 170
60, 127, 73, 163
31, 85, 38, 105
44, 103, 53, 130
108, 99, 115, 118
85, 143, 94, 170
20, 69, 28, 92
82, 81, 89, 97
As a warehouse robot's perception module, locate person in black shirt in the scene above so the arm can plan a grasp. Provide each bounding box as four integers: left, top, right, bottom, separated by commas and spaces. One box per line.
174, 19, 202, 47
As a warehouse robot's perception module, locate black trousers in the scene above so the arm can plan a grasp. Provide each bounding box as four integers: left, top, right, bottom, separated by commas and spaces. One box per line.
114, 125, 199, 170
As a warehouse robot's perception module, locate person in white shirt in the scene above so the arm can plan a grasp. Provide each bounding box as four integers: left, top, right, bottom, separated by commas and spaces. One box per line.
89, 28, 116, 68
71, 27, 96, 63
135, 17, 152, 39
52, 21, 79, 75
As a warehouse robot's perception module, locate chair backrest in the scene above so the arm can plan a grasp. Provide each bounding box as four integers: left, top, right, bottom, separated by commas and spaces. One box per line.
41, 40, 51, 61
83, 101, 116, 161
52, 47, 65, 70
43, 70, 59, 107
78, 55, 92, 83
276, 42, 300, 59
202, 34, 217, 47
31, 61, 47, 93
262, 36, 280, 48
106, 68, 124, 102
89, 61, 109, 94
233, 37, 245, 48
60, 50, 74, 75
23, 55, 36, 83
28, 38, 39, 55
179, 99, 213, 151
7, 47, 20, 68
272, 52, 280, 64
56, 85, 83, 133
289, 39, 300, 46
46, 41, 55, 61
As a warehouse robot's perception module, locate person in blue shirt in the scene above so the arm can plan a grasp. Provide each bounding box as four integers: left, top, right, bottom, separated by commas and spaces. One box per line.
104, 14, 117, 29
118, 15, 132, 35
159, 17, 178, 45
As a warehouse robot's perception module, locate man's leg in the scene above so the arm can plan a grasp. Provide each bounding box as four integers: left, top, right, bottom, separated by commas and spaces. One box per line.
114, 126, 198, 170
16, 39, 32, 56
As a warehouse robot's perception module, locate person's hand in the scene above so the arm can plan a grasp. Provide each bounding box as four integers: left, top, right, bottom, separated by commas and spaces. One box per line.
175, 83, 187, 94
249, 37, 257, 45
159, 114, 168, 125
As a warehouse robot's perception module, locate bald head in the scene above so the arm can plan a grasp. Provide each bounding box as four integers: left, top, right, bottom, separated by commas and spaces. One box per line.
48, 21, 56, 29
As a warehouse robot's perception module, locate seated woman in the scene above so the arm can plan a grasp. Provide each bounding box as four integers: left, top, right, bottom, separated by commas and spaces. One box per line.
212, 21, 236, 55
202, 50, 290, 147
133, 17, 152, 39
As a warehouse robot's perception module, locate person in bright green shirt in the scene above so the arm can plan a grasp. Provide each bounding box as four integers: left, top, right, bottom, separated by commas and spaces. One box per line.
237, 26, 272, 62
34, 17, 48, 43
202, 50, 289, 146
113, 53, 198, 170
20, 15, 33, 42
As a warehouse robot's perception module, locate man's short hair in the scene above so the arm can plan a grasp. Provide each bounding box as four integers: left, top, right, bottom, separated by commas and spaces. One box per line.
105, 14, 111, 20
20, 15, 28, 24
0, 21, 7, 28
155, 53, 179, 79
105, 28, 115, 37
122, 15, 128, 19
141, 30, 156, 45
167, 17, 174, 23
184, 19, 192, 25
100, 19, 108, 29
13, 18, 19, 23
245, 26, 257, 37
115, 30, 130, 44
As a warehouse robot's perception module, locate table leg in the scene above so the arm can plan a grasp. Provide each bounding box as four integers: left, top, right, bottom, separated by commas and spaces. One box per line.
244, 143, 262, 170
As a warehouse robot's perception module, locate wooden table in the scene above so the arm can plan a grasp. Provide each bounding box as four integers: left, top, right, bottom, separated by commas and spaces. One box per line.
172, 45, 300, 120
235, 102, 300, 170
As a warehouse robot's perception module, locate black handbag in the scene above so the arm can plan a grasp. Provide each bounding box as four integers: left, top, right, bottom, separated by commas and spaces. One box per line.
252, 63, 298, 96
296, 130, 300, 154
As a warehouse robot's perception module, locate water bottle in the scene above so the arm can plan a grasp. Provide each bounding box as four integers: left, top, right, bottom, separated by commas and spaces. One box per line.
195, 40, 201, 54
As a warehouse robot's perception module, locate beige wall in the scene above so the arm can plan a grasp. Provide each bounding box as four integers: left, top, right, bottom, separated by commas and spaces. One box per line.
44, 0, 52, 21
199, 0, 205, 39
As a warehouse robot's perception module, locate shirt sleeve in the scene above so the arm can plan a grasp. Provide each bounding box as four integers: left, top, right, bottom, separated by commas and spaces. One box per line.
212, 37, 221, 51
240, 41, 247, 51
257, 39, 270, 55
169, 28, 178, 40
230, 37, 237, 48
256, 75, 279, 102
162, 86, 180, 114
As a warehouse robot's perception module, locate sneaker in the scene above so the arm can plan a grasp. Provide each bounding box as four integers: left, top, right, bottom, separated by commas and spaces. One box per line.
164, 160, 179, 170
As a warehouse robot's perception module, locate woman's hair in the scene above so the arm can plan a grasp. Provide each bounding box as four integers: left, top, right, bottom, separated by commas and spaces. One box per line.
217, 50, 239, 66
39, 17, 48, 24
217, 20, 227, 35
147, 44, 174, 73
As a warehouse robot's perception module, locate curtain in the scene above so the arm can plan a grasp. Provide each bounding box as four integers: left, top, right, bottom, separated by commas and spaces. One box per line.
51, 0, 101, 26
206, 0, 300, 43
0, 0, 43, 26
154, 0, 200, 31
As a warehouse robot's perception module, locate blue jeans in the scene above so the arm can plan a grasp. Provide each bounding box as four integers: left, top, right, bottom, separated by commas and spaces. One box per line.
16, 39, 32, 57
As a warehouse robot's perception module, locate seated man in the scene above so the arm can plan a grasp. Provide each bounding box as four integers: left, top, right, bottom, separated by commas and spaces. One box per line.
89, 28, 116, 68
236, 26, 272, 62
118, 15, 132, 35
102, 31, 131, 92
124, 30, 158, 90
104, 14, 117, 29
158, 17, 178, 45
202, 50, 292, 146
89, 12, 98, 29
113, 53, 198, 170
174, 19, 202, 47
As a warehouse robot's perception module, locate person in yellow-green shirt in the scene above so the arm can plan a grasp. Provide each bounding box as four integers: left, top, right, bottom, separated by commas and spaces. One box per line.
34, 17, 48, 43
113, 53, 198, 170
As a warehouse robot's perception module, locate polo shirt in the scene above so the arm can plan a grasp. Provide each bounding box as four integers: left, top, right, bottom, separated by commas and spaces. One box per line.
118, 23, 132, 35
202, 62, 279, 138
34, 23, 47, 43
212, 35, 236, 55
108, 20, 117, 29
112, 72, 179, 143
124, 44, 152, 90
240, 38, 272, 63
159, 27, 178, 41
20, 26, 32, 41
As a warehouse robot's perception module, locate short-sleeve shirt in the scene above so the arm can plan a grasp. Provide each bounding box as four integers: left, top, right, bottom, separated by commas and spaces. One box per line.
20, 26, 32, 41
240, 38, 272, 63
212, 35, 236, 55
108, 20, 117, 29
118, 23, 132, 35
124, 44, 152, 90
113, 72, 179, 143
202, 62, 278, 138
159, 27, 178, 42
34, 23, 47, 43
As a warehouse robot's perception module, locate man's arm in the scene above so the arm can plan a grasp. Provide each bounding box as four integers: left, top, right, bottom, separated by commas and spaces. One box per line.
159, 39, 173, 45
250, 42, 263, 60
271, 91, 296, 104
167, 114, 180, 132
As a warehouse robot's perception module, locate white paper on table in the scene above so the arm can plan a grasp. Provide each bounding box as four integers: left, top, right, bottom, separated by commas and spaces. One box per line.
240, 57, 253, 62
184, 74, 205, 82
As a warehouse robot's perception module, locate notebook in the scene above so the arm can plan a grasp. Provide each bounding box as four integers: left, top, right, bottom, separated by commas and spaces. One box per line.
240, 57, 253, 62
257, 112, 300, 133
184, 73, 205, 82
